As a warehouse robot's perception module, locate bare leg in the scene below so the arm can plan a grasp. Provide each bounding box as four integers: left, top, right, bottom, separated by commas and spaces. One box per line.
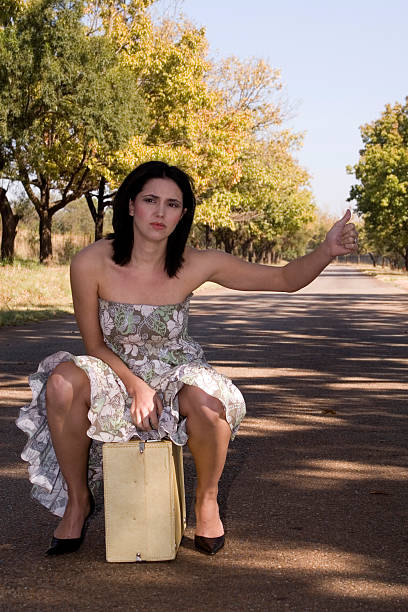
46, 361, 92, 539
178, 385, 231, 537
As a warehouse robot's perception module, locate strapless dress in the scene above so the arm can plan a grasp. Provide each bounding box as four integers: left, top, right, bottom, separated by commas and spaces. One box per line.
16, 295, 246, 516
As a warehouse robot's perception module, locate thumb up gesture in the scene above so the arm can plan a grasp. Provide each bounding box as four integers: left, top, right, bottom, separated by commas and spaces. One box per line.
324, 210, 358, 258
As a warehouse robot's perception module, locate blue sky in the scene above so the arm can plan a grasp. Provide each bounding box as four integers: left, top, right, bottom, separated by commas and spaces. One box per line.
180, 0, 407, 216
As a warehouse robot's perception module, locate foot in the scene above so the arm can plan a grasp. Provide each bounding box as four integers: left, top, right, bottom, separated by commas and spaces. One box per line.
194, 496, 224, 538
54, 491, 92, 539
194, 534, 225, 555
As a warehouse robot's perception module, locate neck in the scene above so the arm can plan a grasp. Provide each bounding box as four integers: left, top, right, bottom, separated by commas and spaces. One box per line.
129, 237, 167, 272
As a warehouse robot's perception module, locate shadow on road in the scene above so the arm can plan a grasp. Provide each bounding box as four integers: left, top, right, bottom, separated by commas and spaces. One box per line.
1, 283, 408, 610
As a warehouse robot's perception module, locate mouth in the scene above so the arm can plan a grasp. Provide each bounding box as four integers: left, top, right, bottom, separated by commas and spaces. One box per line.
150, 223, 166, 230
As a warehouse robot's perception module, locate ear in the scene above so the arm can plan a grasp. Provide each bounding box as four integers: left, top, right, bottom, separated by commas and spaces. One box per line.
181, 208, 187, 218
129, 198, 134, 216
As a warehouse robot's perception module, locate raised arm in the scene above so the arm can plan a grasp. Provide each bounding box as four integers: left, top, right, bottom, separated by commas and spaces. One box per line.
70, 247, 162, 430
205, 210, 357, 293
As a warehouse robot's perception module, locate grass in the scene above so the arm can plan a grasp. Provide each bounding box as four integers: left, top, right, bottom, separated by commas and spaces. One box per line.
1, 257, 407, 328
353, 263, 408, 291
0, 259, 73, 326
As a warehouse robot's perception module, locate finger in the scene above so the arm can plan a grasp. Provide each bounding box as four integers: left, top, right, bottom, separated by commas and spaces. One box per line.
149, 406, 159, 429
155, 394, 163, 416
132, 407, 149, 430
342, 235, 358, 249
341, 233, 358, 246
340, 225, 357, 241
130, 398, 139, 426
342, 222, 356, 234
337, 209, 351, 227
141, 415, 151, 431
133, 413, 144, 429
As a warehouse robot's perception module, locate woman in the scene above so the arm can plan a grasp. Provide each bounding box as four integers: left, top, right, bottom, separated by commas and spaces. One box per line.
17, 161, 358, 557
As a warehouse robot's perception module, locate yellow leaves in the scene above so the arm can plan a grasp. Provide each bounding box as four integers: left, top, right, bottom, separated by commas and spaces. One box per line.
81, 1, 316, 254
195, 195, 234, 230
208, 55, 285, 134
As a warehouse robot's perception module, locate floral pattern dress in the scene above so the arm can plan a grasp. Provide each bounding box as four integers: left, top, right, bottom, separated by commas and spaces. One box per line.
16, 295, 246, 517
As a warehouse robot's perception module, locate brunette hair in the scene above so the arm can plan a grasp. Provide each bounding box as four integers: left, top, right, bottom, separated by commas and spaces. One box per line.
108, 161, 196, 277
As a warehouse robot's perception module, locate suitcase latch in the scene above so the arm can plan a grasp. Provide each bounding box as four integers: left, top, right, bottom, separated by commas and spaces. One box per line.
139, 442, 145, 454
136, 553, 142, 562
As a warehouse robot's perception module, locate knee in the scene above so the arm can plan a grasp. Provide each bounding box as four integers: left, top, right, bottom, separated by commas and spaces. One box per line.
203, 396, 225, 424
179, 386, 225, 425
46, 371, 72, 406
46, 362, 88, 411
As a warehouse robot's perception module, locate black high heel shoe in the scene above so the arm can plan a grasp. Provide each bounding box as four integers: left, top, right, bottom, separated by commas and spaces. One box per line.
46, 493, 95, 556
194, 534, 225, 555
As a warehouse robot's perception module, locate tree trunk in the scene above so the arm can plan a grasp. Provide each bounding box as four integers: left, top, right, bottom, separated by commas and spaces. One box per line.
405, 247, 408, 271
0, 188, 21, 262
86, 178, 112, 242
39, 209, 53, 262
95, 177, 107, 241
205, 224, 211, 249
248, 242, 254, 262
368, 252, 376, 267
223, 231, 234, 254
240, 239, 251, 260
95, 211, 104, 241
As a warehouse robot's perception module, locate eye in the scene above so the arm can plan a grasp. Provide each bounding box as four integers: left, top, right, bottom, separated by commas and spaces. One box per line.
168, 201, 181, 208
144, 197, 156, 204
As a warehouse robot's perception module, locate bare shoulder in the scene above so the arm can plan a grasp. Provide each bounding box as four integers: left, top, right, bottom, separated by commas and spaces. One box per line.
70, 239, 113, 297
183, 246, 231, 282
184, 246, 230, 267
70, 239, 112, 274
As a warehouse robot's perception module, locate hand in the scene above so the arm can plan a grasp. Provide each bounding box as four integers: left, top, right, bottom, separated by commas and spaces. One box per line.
323, 210, 358, 258
127, 378, 163, 431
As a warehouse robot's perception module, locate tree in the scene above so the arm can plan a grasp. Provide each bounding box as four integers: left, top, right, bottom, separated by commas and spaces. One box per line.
233, 138, 315, 261
89, 4, 315, 257
0, 0, 146, 261
84, 178, 116, 241
0, 0, 25, 26
207, 55, 285, 134
193, 55, 316, 259
347, 98, 408, 269
85, 1, 235, 239
1, 0, 316, 260
0, 187, 22, 261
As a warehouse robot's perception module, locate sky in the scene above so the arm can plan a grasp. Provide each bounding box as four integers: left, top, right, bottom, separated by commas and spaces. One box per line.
178, 0, 407, 216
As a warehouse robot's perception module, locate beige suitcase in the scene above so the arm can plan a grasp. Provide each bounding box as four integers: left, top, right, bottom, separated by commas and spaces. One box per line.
102, 439, 186, 562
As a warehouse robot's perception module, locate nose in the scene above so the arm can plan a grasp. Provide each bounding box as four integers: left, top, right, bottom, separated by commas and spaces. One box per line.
155, 202, 165, 217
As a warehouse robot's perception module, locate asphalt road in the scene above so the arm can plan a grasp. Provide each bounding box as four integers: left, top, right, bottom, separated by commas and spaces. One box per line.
1, 265, 408, 611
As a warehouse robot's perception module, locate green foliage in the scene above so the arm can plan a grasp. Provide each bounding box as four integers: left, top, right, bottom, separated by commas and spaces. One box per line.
1, 0, 145, 173
0, 0, 25, 26
110, 14, 316, 259
348, 97, 408, 268
1, 0, 318, 264
206, 132, 315, 259
0, 0, 147, 259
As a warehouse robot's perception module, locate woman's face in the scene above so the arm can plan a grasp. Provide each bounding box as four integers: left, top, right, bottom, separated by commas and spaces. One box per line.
129, 178, 186, 241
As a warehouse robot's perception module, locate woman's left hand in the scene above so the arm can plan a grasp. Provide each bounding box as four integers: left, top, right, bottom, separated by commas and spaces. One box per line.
323, 210, 358, 258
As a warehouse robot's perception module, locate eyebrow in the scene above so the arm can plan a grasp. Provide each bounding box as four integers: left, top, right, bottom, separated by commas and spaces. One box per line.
142, 192, 182, 204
